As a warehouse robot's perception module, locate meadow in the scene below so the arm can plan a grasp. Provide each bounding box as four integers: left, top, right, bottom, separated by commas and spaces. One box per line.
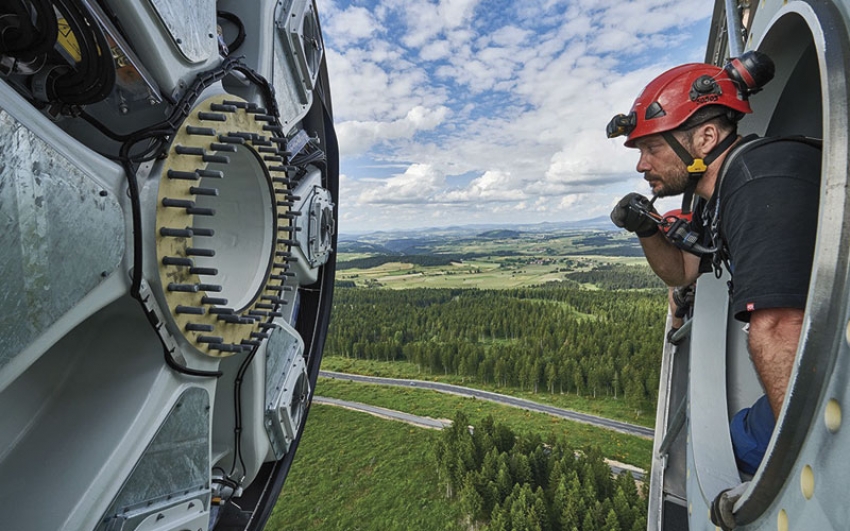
268, 405, 465, 531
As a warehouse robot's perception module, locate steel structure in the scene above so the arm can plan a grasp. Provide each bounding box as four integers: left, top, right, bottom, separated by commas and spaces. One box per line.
0, 1, 337, 530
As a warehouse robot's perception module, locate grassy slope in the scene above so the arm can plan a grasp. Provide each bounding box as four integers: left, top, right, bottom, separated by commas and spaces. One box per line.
321, 357, 657, 429
316, 377, 652, 471
268, 405, 464, 531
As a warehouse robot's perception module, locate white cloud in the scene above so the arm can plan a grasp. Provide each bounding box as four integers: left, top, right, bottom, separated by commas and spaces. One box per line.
317, 0, 714, 231
322, 5, 382, 46
336, 105, 449, 155
358, 163, 446, 205
440, 170, 526, 203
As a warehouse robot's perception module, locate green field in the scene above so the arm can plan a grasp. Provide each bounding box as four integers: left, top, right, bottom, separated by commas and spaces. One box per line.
321, 357, 656, 428
337, 230, 652, 290
315, 377, 652, 471
337, 257, 650, 290
269, 405, 465, 531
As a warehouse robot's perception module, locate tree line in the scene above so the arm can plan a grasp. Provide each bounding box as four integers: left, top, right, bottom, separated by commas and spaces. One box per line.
436, 411, 647, 530
565, 264, 665, 290
326, 285, 667, 404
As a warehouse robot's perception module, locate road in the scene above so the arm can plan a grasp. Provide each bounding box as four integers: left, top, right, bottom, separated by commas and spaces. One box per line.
312, 395, 645, 481
318, 370, 654, 439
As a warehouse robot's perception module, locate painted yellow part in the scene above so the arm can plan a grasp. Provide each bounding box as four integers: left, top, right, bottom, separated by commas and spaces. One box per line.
687, 158, 707, 173
777, 509, 788, 531
800, 465, 814, 500
156, 94, 291, 358
825, 399, 842, 433
56, 19, 82, 62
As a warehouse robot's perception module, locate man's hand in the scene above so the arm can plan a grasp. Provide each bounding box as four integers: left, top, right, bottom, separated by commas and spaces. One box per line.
672, 284, 696, 318
610, 192, 659, 237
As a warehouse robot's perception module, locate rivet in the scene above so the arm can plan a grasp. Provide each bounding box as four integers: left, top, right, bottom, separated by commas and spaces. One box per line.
801, 465, 814, 499
825, 399, 842, 433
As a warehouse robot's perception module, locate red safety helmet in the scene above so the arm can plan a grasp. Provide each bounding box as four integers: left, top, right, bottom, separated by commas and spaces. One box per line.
607, 52, 774, 148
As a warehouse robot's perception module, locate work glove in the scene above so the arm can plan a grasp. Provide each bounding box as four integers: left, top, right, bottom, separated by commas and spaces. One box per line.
667, 326, 684, 346
610, 192, 659, 237
672, 285, 696, 318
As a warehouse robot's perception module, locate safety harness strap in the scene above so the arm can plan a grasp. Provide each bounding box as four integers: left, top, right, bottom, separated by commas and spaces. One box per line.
661, 130, 739, 177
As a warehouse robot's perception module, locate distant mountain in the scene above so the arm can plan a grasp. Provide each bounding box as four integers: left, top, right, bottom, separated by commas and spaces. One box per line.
477, 229, 522, 239
342, 216, 615, 239
337, 241, 396, 254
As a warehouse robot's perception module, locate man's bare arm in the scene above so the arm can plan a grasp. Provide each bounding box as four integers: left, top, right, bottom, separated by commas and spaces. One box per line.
638, 232, 702, 287
748, 307, 804, 418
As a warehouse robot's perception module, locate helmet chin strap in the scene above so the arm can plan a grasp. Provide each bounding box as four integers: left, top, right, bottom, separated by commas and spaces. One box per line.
660, 130, 738, 215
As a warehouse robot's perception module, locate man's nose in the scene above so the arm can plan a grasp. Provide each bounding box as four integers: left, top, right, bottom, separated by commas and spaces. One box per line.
636, 153, 651, 173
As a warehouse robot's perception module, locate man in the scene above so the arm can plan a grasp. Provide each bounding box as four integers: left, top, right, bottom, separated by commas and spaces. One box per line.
606, 52, 821, 475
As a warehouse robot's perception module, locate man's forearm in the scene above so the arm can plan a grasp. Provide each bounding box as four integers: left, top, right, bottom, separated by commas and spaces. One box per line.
638, 232, 700, 287
748, 308, 804, 418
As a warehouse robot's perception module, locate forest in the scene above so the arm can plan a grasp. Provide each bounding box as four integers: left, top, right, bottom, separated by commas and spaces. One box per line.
325, 285, 667, 404
565, 264, 666, 290
436, 411, 646, 531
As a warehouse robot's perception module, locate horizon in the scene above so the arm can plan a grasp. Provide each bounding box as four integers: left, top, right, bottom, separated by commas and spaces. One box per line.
337, 213, 616, 237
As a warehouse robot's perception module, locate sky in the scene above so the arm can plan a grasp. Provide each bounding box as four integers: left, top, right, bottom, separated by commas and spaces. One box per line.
316, 0, 715, 233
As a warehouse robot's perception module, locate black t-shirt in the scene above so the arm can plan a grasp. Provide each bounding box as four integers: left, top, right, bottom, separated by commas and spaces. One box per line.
695, 137, 821, 321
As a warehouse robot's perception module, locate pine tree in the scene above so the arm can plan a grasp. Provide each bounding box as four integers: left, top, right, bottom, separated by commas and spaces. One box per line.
459, 473, 484, 528
603, 508, 621, 531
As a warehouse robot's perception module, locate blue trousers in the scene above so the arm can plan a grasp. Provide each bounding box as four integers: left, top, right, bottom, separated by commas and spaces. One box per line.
729, 395, 776, 475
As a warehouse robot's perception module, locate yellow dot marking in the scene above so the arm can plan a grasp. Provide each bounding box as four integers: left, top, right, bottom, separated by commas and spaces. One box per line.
778, 509, 788, 531
688, 503, 692, 515
825, 399, 842, 433
801, 465, 814, 499
845, 319, 850, 345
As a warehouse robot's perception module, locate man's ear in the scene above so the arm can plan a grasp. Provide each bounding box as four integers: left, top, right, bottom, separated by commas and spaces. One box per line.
692, 122, 720, 157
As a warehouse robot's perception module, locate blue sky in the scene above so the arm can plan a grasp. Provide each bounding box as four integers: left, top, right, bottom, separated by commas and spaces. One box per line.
317, 0, 714, 233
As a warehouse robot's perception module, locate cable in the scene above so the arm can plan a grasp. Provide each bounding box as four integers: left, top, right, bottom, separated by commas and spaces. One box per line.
45, 0, 115, 105
216, 11, 246, 54
0, 0, 57, 56
229, 343, 260, 478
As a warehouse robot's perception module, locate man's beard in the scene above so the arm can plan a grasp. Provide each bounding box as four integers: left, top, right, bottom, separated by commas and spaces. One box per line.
648, 167, 691, 198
